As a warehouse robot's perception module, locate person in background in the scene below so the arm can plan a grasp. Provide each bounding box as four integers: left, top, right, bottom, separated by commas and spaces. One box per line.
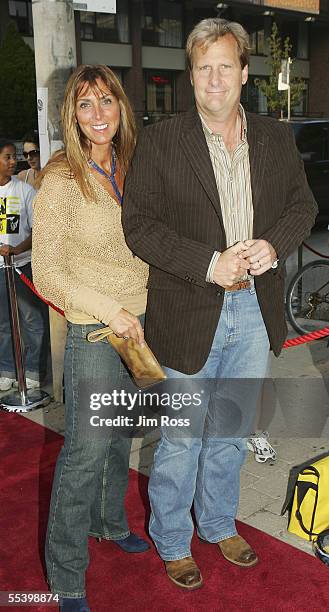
17, 131, 41, 189
0, 139, 48, 391
32, 65, 150, 612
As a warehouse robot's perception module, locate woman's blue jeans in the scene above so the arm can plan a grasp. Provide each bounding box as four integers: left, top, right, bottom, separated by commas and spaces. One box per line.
45, 321, 138, 598
148, 286, 270, 561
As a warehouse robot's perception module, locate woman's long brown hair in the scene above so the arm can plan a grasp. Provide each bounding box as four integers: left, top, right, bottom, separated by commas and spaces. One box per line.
37, 64, 136, 200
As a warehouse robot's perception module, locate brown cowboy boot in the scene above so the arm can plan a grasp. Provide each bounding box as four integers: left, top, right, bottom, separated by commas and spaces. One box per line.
218, 535, 258, 567
164, 556, 203, 589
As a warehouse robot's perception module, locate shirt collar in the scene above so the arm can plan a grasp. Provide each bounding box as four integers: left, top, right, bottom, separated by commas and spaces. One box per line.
199, 104, 248, 141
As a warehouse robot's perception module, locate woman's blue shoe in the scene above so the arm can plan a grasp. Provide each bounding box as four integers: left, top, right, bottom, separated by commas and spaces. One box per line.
112, 532, 150, 553
60, 597, 90, 612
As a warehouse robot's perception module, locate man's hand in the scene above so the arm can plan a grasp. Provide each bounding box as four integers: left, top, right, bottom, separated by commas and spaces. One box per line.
241, 239, 277, 276
0, 234, 32, 258
109, 309, 145, 345
213, 241, 250, 287
0, 244, 17, 257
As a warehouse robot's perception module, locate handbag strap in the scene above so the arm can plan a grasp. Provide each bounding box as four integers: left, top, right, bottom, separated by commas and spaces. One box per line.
295, 466, 320, 537
86, 327, 114, 343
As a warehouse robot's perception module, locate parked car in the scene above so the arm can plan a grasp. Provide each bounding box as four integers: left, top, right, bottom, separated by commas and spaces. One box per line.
288, 119, 329, 225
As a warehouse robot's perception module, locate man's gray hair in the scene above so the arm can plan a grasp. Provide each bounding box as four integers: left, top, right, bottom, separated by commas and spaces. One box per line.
186, 18, 250, 70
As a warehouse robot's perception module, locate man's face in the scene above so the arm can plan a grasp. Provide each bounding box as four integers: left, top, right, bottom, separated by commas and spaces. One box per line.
190, 34, 248, 121
0, 145, 16, 181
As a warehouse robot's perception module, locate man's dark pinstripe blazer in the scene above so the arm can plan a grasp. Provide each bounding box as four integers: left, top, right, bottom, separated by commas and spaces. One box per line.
123, 107, 318, 374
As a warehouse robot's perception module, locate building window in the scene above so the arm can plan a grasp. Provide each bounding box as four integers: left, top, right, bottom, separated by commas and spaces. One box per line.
249, 30, 265, 55
8, 0, 33, 36
80, 0, 129, 44
80, 11, 94, 41
242, 77, 308, 117
276, 20, 300, 58
144, 71, 176, 123
292, 82, 309, 117
142, 1, 183, 48
108, 67, 123, 84
241, 79, 264, 114
297, 22, 309, 60
243, 16, 265, 56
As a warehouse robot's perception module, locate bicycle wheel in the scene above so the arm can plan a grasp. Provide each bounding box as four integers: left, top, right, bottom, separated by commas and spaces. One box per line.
286, 260, 329, 335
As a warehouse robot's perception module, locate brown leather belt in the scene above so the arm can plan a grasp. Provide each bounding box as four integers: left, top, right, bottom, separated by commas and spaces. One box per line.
225, 280, 251, 292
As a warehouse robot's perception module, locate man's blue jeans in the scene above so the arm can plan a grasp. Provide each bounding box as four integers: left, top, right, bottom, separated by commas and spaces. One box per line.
0, 263, 49, 381
46, 321, 139, 598
148, 285, 270, 561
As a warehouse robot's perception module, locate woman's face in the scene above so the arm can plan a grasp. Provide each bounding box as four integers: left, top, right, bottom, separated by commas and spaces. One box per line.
75, 78, 121, 152
0, 145, 16, 181
23, 141, 40, 171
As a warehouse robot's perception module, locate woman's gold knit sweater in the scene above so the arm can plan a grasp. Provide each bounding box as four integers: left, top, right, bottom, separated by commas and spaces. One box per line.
32, 169, 148, 325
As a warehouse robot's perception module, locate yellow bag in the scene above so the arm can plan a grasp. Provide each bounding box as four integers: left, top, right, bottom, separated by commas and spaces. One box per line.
286, 454, 329, 541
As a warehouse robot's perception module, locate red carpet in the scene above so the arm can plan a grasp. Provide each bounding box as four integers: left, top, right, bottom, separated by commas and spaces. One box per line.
1, 412, 329, 612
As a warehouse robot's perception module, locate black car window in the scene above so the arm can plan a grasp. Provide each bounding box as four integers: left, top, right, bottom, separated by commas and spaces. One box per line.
293, 124, 329, 162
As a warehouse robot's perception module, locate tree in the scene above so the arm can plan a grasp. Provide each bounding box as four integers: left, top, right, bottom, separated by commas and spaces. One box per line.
0, 22, 37, 139
254, 22, 305, 116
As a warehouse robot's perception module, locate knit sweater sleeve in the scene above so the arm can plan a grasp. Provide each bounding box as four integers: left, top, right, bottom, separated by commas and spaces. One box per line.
32, 172, 122, 324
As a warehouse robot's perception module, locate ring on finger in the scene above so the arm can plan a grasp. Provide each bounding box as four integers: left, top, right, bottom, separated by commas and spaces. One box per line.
123, 335, 129, 340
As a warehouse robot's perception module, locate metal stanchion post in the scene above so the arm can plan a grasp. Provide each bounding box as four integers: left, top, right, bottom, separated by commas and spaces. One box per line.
296, 243, 303, 314
297, 244, 303, 271
0, 254, 51, 412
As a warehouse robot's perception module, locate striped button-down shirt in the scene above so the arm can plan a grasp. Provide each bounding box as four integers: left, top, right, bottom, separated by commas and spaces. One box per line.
201, 105, 254, 249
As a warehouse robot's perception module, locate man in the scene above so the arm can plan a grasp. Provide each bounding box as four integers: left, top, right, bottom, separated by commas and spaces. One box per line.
123, 18, 317, 589
0, 139, 49, 392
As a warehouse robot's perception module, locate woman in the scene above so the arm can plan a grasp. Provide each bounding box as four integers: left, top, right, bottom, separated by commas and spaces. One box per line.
17, 131, 41, 189
0, 139, 47, 391
32, 65, 149, 612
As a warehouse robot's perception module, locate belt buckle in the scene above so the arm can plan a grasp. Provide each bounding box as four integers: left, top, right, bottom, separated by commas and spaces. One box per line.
238, 280, 250, 290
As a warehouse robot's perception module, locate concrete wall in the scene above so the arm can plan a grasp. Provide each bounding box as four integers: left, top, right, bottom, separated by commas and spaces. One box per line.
141, 47, 185, 70
249, 55, 310, 78
80, 41, 132, 67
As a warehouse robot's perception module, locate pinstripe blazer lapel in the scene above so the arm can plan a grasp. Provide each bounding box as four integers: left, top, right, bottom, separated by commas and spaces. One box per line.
247, 112, 269, 231
179, 108, 224, 226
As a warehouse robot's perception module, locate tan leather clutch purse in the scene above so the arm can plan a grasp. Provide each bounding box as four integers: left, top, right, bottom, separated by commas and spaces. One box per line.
87, 326, 166, 389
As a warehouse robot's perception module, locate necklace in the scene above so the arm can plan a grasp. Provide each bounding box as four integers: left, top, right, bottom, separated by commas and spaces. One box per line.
88, 148, 123, 205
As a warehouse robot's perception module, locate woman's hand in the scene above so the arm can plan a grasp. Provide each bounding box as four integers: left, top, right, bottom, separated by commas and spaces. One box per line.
109, 309, 145, 345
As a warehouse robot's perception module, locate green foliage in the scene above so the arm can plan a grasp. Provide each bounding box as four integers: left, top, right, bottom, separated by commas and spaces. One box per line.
0, 22, 37, 139
254, 22, 305, 115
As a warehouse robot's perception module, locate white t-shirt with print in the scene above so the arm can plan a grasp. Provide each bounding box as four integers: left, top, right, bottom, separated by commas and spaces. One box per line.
0, 176, 36, 268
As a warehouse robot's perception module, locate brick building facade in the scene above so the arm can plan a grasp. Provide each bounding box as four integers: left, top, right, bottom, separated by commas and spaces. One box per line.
2, 0, 329, 127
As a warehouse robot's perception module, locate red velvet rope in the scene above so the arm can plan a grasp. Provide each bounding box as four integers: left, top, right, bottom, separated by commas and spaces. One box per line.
16, 270, 329, 348
16, 270, 64, 317
283, 326, 329, 348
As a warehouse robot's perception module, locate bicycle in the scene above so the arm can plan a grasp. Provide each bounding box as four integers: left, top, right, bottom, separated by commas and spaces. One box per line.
286, 257, 329, 335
